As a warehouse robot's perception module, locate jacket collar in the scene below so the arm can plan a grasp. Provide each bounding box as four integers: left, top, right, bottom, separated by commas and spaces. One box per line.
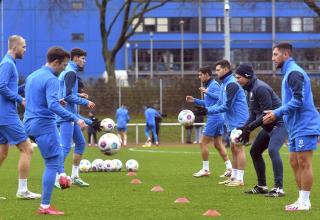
68, 61, 79, 72
204, 78, 213, 87
220, 70, 233, 82
281, 57, 294, 75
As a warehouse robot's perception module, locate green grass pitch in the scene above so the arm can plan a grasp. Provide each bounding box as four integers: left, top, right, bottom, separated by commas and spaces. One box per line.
1, 144, 320, 219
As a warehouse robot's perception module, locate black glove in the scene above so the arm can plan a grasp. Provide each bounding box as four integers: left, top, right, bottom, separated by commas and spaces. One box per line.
92, 120, 102, 132
238, 127, 250, 144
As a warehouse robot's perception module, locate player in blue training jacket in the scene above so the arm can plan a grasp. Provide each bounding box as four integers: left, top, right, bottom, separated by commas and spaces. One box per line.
24, 46, 87, 215
206, 60, 249, 187
116, 104, 130, 147
0, 35, 41, 200
56, 48, 95, 188
263, 43, 320, 211
186, 66, 232, 178
143, 106, 161, 147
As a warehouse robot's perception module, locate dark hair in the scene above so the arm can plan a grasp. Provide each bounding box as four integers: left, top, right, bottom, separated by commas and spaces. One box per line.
215, 59, 231, 70
198, 66, 212, 76
71, 48, 87, 60
273, 43, 293, 56
47, 46, 70, 63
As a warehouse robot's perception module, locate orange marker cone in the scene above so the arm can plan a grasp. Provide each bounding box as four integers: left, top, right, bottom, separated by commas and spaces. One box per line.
202, 209, 221, 217
130, 178, 142, 184
151, 185, 164, 192
127, 172, 137, 176
174, 197, 189, 203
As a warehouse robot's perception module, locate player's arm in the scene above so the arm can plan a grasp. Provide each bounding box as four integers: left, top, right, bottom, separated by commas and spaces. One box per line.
273, 71, 304, 118
207, 82, 238, 114
63, 71, 90, 106
246, 87, 273, 130
205, 83, 220, 99
193, 98, 205, 107
46, 78, 81, 122
0, 63, 23, 103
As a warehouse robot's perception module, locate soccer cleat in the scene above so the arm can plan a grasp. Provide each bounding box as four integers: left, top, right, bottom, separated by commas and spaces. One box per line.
219, 169, 232, 178
54, 181, 61, 189
225, 179, 244, 187
72, 177, 89, 187
218, 178, 234, 185
244, 185, 268, 194
37, 206, 64, 215
16, 190, 41, 200
285, 201, 311, 211
59, 176, 71, 189
193, 169, 210, 177
265, 187, 285, 197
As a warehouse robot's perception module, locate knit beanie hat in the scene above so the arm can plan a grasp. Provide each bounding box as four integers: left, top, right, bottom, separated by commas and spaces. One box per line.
235, 64, 254, 79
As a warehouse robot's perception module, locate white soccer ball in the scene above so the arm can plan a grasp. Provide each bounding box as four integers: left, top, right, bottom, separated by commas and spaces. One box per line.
112, 159, 123, 171
91, 159, 104, 172
178, 109, 195, 126
103, 160, 115, 172
125, 159, 139, 172
230, 128, 242, 144
98, 133, 122, 155
100, 118, 115, 132
79, 159, 91, 173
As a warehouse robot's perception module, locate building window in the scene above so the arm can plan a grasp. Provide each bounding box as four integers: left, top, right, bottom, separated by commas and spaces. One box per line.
71, 0, 84, 10
278, 17, 291, 32
254, 18, 266, 32
205, 18, 216, 32
157, 18, 168, 32
242, 18, 254, 32
72, 33, 84, 41
144, 18, 156, 32
291, 17, 302, 32
231, 18, 241, 32
303, 17, 314, 32
132, 18, 143, 32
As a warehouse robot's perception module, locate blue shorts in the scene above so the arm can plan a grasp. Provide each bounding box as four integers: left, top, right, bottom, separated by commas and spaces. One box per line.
202, 119, 223, 137
0, 122, 28, 145
117, 127, 127, 132
35, 129, 62, 159
288, 135, 318, 152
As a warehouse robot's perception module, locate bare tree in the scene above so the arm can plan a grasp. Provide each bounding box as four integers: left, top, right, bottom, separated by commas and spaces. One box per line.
304, 0, 320, 16
95, 0, 170, 80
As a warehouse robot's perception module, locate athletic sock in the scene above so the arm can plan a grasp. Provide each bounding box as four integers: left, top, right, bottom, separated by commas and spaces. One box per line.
203, 161, 209, 171
71, 165, 79, 179
300, 190, 310, 204
231, 169, 237, 179
18, 179, 28, 193
225, 160, 232, 170
237, 169, 244, 181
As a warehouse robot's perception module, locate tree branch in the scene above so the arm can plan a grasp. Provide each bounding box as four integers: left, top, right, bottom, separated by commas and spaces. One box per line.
304, 0, 320, 16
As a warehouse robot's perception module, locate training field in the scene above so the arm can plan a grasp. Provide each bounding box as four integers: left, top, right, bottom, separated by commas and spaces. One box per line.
1, 144, 320, 219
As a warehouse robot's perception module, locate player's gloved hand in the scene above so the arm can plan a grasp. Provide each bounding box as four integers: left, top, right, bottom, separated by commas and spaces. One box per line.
92, 120, 102, 132
237, 127, 250, 144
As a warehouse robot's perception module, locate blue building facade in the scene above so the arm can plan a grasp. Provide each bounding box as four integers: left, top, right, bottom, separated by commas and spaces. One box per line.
0, 0, 319, 78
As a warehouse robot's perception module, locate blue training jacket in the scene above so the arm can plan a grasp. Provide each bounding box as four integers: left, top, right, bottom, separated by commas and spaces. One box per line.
207, 73, 249, 131
145, 108, 161, 126
0, 54, 23, 125
274, 57, 320, 139
24, 66, 79, 136
116, 107, 130, 129
57, 61, 90, 124
194, 78, 223, 122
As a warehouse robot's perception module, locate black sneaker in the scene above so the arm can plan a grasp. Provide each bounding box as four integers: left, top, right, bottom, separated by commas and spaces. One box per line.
244, 185, 268, 194
265, 187, 285, 197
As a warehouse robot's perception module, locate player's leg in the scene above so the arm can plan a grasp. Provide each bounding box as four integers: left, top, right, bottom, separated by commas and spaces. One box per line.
0, 143, 9, 167
193, 135, 211, 177
244, 129, 269, 194
226, 142, 246, 187
265, 126, 287, 197
36, 132, 64, 215
213, 136, 232, 178
71, 123, 88, 187
151, 125, 159, 145
59, 121, 74, 160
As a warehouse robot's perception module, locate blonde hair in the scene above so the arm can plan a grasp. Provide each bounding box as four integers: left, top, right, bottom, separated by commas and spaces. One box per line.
8, 35, 24, 49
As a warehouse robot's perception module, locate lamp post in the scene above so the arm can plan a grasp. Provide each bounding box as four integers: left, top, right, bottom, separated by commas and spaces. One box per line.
150, 31, 154, 79
224, 0, 231, 61
1, 1, 4, 57
125, 42, 130, 72
135, 43, 139, 82
180, 20, 184, 78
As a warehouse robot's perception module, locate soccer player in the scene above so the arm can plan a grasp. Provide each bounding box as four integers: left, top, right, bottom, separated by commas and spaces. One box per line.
235, 64, 287, 197
116, 104, 130, 147
186, 66, 232, 178
24, 46, 86, 215
263, 43, 320, 211
56, 48, 95, 187
143, 106, 161, 147
207, 60, 249, 187
0, 35, 41, 200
